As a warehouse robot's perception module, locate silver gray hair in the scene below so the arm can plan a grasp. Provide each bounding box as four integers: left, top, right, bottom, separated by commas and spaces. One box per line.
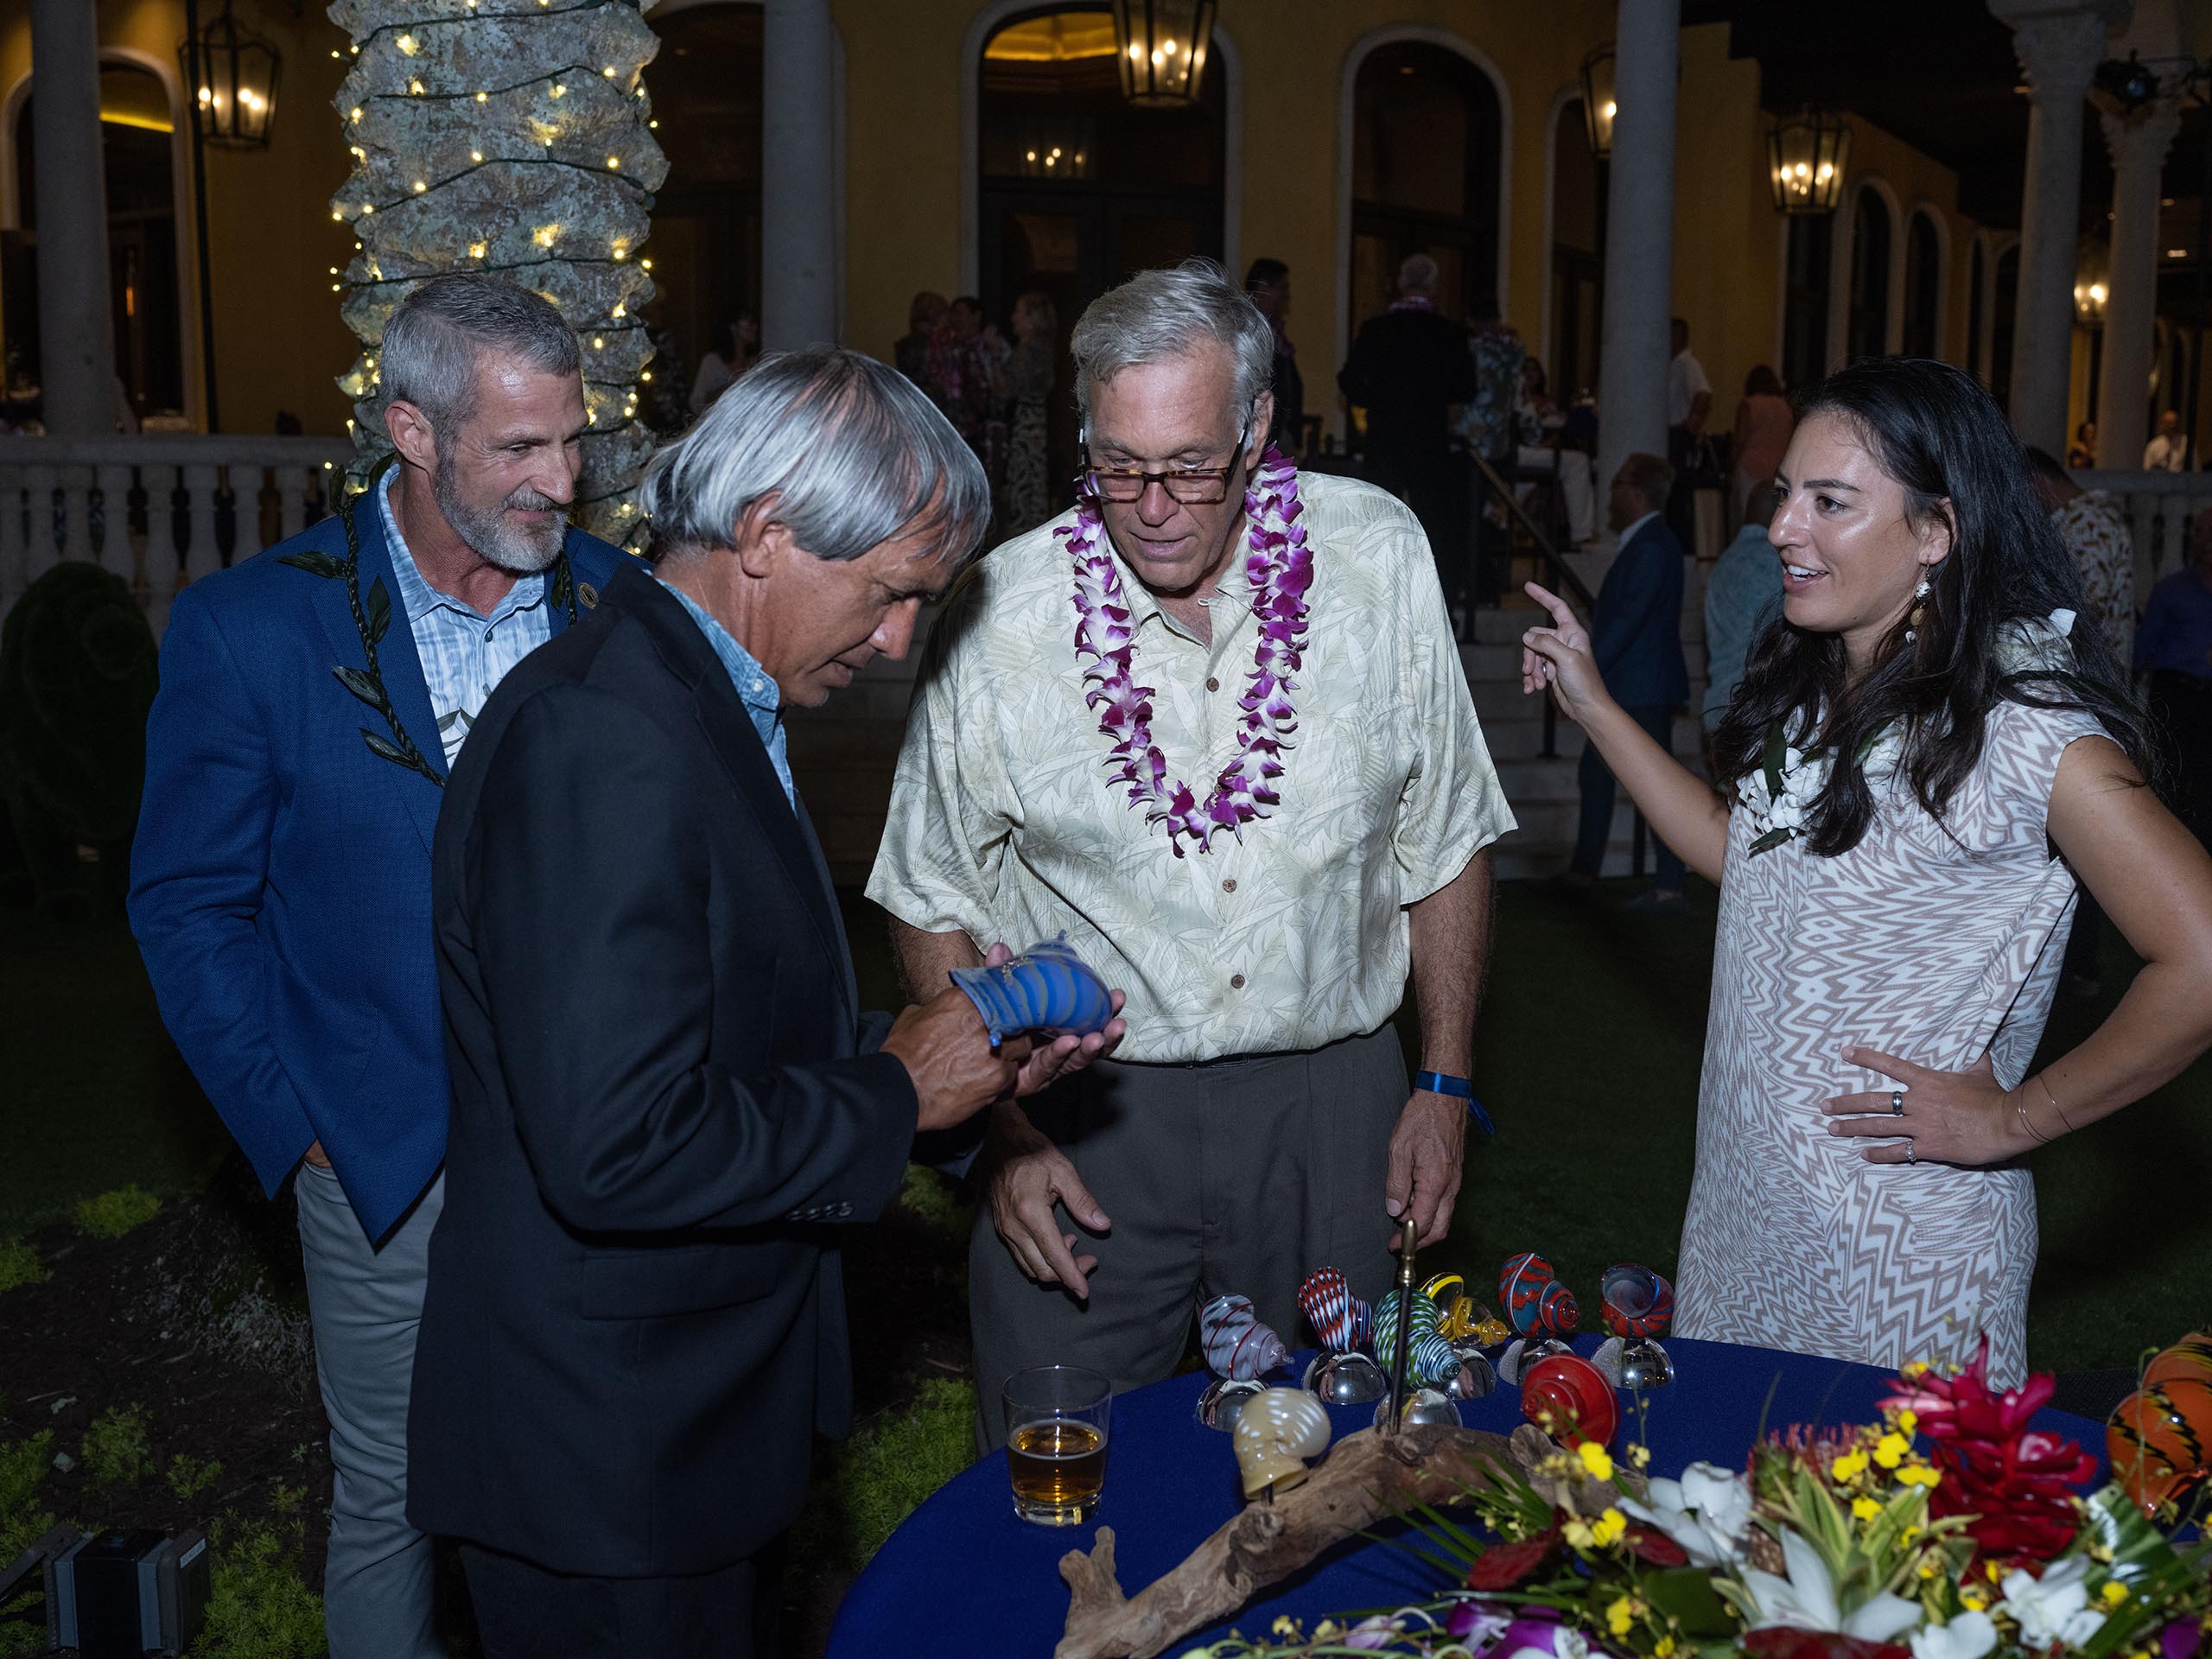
1070, 257, 1274, 432
379, 274, 582, 442
1397, 251, 1440, 295
640, 346, 991, 565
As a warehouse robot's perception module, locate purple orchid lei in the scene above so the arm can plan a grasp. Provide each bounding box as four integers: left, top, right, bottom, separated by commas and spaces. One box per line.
1060, 443, 1314, 857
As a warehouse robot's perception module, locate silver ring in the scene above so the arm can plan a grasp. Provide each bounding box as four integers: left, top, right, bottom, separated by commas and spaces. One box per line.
1905, 1141, 1916, 1164
1890, 1090, 1905, 1116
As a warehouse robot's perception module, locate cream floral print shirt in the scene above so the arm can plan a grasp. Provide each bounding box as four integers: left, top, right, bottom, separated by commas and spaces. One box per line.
867, 472, 1514, 1062
2051, 490, 2135, 674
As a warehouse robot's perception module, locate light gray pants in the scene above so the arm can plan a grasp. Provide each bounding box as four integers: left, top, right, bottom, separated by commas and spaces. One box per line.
969, 1027, 1406, 1450
294, 1163, 447, 1659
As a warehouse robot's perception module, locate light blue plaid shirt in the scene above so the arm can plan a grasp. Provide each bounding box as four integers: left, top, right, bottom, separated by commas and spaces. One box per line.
377, 470, 554, 766
658, 579, 792, 810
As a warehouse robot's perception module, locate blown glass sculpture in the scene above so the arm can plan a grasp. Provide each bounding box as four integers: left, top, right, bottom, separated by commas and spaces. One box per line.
949, 934, 1114, 1046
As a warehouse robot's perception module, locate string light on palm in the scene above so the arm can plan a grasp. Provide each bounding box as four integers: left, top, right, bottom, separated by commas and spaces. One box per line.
327, 0, 668, 552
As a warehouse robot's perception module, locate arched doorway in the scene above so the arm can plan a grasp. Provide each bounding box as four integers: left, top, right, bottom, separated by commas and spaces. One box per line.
1347, 41, 1503, 338
1846, 184, 1892, 362
5, 61, 186, 420
1901, 209, 1942, 360
976, 5, 1226, 498
1782, 213, 1833, 390
637, 3, 763, 433
1548, 95, 1602, 402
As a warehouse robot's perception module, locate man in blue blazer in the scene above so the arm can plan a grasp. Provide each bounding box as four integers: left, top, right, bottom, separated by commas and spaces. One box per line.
129, 276, 630, 1659
1567, 451, 1690, 898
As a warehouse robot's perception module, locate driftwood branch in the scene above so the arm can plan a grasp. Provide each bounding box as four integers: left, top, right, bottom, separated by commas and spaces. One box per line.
1056, 1421, 1618, 1659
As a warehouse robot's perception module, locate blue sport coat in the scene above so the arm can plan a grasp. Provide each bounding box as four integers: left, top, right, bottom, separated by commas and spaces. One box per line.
1592, 516, 1691, 709
129, 496, 630, 1243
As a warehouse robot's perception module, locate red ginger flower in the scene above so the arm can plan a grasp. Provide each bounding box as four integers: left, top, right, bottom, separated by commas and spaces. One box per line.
1878, 1336, 2098, 1565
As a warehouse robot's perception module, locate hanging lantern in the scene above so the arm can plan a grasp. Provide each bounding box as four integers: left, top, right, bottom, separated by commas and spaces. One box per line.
1768, 109, 1851, 216
1579, 46, 1616, 159
2075, 236, 2110, 324
179, 0, 281, 149
1112, 0, 1217, 108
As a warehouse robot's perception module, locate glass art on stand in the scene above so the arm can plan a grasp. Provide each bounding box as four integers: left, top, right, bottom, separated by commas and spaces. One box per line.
949, 934, 1114, 1047
1195, 1293, 1292, 1432
1230, 1387, 1332, 1501
1497, 1251, 1579, 1383
1519, 1351, 1619, 1450
1297, 1265, 1385, 1405
1590, 1262, 1676, 1391
2108, 1326, 2212, 1516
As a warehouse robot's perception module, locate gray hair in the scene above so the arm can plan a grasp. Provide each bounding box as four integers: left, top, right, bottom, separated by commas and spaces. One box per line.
380, 276, 581, 442
1397, 251, 1439, 295
1069, 257, 1274, 431
640, 346, 991, 565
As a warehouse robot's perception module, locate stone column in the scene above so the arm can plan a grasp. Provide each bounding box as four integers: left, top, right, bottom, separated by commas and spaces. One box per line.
1596, 0, 1681, 506
28, 0, 117, 437
1993, 1, 2123, 454
760, 0, 839, 350
2095, 94, 2183, 469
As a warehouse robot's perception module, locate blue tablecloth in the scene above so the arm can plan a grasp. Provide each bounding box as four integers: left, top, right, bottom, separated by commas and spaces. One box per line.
828, 1338, 2107, 1658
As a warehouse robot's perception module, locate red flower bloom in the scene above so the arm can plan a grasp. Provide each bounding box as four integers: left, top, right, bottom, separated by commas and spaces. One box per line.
1466, 1526, 1561, 1591
1878, 1337, 2097, 1565
1630, 1529, 1689, 1568
1743, 1629, 1910, 1659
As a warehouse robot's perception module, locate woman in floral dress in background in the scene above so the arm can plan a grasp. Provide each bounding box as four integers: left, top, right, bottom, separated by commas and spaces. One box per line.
1518, 358, 2212, 1386
996, 291, 1058, 536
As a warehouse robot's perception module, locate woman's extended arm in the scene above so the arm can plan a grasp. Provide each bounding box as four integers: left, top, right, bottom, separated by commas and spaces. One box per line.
1520, 582, 1732, 883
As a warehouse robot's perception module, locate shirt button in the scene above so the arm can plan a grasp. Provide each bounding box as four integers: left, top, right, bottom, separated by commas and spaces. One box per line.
1230, 973, 1246, 989
1206, 677, 1220, 692
1222, 878, 1236, 893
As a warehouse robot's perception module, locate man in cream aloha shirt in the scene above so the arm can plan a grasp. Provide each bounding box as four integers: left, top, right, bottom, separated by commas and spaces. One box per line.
868, 260, 1514, 1437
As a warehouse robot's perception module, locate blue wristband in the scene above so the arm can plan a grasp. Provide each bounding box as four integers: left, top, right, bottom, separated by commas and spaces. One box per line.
1414, 1070, 1495, 1139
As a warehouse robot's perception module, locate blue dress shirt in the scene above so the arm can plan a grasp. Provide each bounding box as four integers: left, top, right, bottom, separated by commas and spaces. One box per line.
659, 579, 793, 807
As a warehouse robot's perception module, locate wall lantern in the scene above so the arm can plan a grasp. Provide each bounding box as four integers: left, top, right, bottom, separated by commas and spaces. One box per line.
1579, 46, 1616, 158
1112, 0, 1217, 107
180, 0, 281, 149
2074, 237, 2109, 325
1768, 109, 1852, 216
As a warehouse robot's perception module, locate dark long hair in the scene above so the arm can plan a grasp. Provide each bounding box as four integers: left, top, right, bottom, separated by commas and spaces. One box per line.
1710, 357, 2149, 855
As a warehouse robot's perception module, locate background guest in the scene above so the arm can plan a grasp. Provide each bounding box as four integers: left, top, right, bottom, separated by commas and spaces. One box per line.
1458, 300, 1531, 613
1703, 475, 1783, 736
922, 296, 989, 454
1338, 252, 1477, 608
1562, 452, 1689, 906
1244, 257, 1304, 454
896, 290, 948, 386
689, 311, 760, 415
2145, 408, 2193, 472
1518, 357, 1595, 547
2068, 419, 2098, 470
1732, 365, 1793, 531
2139, 510, 2212, 850
995, 290, 1057, 536
1665, 316, 1713, 550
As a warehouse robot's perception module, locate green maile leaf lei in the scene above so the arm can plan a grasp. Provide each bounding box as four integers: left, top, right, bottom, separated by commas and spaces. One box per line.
279, 464, 577, 785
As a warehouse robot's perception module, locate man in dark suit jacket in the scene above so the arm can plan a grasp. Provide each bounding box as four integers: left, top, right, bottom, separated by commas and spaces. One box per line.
1567, 452, 1691, 899
130, 276, 631, 1658
408, 347, 1125, 1657
1338, 251, 1478, 600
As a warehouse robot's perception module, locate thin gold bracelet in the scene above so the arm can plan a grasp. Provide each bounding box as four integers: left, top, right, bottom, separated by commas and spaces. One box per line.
2013, 1090, 2050, 1147
2036, 1072, 2080, 1135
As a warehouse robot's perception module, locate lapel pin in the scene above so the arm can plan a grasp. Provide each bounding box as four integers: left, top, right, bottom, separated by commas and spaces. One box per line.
578, 582, 599, 609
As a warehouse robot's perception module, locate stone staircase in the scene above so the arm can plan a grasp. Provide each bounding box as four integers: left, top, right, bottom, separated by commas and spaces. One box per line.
786, 558, 1711, 888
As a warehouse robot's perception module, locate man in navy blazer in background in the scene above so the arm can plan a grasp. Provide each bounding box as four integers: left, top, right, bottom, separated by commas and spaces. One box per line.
1564, 451, 1690, 901
129, 276, 629, 1658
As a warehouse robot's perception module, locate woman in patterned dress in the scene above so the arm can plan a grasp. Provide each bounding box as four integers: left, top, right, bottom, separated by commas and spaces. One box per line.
995, 291, 1058, 536
1518, 359, 2212, 1385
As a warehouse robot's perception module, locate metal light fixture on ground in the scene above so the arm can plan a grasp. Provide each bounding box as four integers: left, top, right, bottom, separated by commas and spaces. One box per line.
179, 0, 281, 148
1111, 0, 1217, 107
1578, 47, 1616, 159
1768, 109, 1851, 216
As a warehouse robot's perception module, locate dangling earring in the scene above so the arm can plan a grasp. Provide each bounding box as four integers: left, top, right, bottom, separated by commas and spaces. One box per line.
1906, 576, 1930, 644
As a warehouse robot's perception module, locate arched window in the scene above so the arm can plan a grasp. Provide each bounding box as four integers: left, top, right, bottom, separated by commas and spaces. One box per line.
643, 5, 763, 432
1782, 213, 1832, 390
978, 6, 1226, 490
1548, 97, 1602, 401
1991, 244, 2020, 411
1847, 186, 1892, 362
8, 62, 185, 418
1901, 211, 1941, 360
1348, 42, 1502, 334
1967, 238, 1986, 382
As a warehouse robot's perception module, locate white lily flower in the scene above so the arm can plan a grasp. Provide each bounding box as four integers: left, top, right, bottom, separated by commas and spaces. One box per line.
1619, 1461, 1754, 1567
1738, 1531, 1924, 1643
1998, 1558, 2107, 1649
1910, 1611, 1998, 1659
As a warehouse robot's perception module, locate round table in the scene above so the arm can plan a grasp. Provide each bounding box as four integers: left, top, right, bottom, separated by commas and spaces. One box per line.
828, 1338, 2107, 1657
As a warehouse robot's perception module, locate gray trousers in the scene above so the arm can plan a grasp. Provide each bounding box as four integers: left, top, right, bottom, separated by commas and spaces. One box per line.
969, 1027, 1406, 1450
294, 1163, 447, 1659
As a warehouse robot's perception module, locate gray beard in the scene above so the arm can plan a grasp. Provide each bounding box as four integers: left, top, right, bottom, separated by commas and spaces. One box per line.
433, 465, 566, 575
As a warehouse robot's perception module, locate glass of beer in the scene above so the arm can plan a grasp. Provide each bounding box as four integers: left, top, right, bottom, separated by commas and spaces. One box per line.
1001, 1365, 1112, 1526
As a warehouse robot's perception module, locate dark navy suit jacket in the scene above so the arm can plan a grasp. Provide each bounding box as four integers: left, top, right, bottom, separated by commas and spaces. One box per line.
128, 498, 629, 1243
1592, 515, 1691, 709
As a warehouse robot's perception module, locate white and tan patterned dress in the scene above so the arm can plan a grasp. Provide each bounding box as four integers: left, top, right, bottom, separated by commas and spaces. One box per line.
1675, 696, 2109, 1389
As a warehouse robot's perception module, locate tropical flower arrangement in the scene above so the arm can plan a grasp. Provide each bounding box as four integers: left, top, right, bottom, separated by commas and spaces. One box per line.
1177, 1341, 2210, 1659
